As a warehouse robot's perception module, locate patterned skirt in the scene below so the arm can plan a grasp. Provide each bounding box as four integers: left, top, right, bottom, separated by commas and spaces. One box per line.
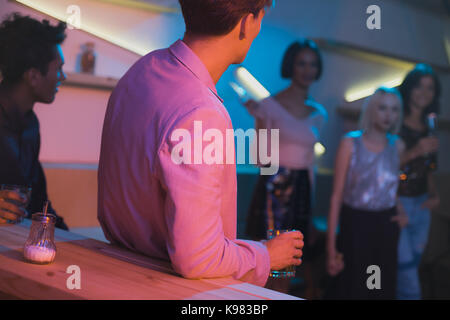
245, 168, 311, 242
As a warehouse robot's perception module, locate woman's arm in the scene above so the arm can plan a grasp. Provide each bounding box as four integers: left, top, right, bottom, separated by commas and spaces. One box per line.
400, 143, 421, 166
255, 116, 266, 131
396, 137, 406, 159
251, 105, 273, 168
397, 135, 440, 211
390, 138, 409, 228
326, 137, 353, 275
400, 136, 439, 166
422, 173, 440, 211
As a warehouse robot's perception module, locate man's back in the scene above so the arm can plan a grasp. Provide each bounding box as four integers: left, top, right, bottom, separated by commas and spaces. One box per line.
98, 40, 270, 286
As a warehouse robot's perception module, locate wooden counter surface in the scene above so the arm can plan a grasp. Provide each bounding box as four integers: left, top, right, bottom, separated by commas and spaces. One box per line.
0, 221, 300, 300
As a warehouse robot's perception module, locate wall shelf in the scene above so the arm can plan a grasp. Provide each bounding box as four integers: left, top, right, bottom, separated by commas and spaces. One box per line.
62, 72, 119, 91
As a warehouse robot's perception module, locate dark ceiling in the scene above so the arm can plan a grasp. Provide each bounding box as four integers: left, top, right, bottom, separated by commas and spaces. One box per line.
392, 0, 450, 16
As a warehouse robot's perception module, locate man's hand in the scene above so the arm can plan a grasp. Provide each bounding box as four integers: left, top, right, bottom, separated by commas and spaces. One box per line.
265, 231, 304, 271
0, 190, 27, 224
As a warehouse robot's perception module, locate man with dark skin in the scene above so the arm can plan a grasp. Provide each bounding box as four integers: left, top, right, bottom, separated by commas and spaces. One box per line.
0, 14, 68, 229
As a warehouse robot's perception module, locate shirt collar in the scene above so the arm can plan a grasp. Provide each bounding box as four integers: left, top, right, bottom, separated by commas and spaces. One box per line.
169, 39, 224, 103
0, 102, 34, 133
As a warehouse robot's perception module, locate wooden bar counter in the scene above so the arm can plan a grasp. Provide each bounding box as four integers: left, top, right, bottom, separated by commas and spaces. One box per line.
0, 221, 300, 300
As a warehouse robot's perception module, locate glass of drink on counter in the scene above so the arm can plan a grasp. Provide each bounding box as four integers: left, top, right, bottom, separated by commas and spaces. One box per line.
267, 229, 297, 279
0, 184, 32, 224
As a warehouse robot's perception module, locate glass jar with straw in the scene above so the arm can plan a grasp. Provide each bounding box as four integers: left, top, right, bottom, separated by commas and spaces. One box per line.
23, 201, 57, 264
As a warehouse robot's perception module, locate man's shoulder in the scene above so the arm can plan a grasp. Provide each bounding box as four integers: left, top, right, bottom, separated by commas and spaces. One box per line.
0, 109, 39, 134
120, 47, 172, 82
163, 96, 231, 137
115, 46, 205, 101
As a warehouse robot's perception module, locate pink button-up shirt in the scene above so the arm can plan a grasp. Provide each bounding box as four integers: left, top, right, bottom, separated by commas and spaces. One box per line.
98, 40, 270, 286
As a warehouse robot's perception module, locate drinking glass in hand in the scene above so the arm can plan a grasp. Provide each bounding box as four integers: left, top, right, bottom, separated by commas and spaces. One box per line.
0, 184, 32, 224
267, 229, 297, 279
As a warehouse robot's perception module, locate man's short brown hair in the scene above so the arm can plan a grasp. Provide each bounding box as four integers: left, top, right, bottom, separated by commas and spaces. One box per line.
179, 0, 274, 36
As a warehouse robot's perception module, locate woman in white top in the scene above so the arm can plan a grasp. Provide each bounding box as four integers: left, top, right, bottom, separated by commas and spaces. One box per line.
243, 39, 328, 295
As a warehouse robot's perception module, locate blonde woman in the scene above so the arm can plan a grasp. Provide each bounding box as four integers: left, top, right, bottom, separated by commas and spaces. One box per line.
325, 87, 408, 299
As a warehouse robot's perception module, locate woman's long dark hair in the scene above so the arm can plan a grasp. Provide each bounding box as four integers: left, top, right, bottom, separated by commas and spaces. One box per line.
399, 63, 441, 124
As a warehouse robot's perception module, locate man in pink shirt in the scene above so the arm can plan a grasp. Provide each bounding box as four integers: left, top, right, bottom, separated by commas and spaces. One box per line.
98, 0, 303, 287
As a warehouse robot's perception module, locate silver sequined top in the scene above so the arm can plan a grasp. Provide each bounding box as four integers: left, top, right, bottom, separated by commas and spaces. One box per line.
343, 131, 400, 211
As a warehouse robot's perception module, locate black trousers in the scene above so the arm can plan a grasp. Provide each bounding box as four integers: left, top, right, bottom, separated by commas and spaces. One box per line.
326, 205, 400, 300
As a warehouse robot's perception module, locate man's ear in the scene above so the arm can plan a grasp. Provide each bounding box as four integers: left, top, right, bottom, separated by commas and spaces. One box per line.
239, 13, 253, 40
23, 68, 42, 87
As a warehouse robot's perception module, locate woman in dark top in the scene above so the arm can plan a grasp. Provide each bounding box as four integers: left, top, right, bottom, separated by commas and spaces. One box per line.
396, 64, 441, 300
